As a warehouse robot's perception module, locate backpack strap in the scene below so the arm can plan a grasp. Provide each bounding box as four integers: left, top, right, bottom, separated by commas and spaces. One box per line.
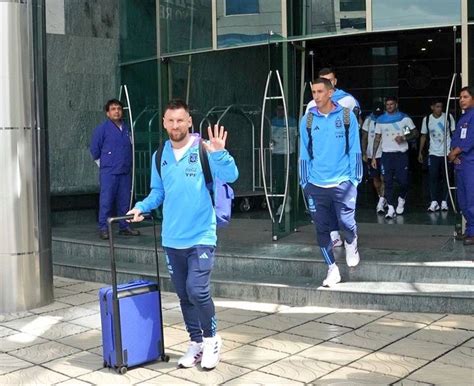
425, 114, 430, 133
155, 142, 165, 178
343, 107, 350, 154
306, 112, 314, 159
198, 140, 215, 205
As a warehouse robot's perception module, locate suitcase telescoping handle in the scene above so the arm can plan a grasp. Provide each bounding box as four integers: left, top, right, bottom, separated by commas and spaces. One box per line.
106, 213, 163, 372
106, 213, 161, 295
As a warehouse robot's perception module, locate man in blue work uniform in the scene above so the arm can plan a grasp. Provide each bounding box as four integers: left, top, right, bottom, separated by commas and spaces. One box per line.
300, 78, 363, 287
90, 99, 139, 240
305, 67, 361, 248
371, 97, 418, 219
448, 86, 474, 246
127, 99, 238, 370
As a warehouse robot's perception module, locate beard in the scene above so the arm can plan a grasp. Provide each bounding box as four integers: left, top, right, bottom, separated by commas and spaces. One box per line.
168, 130, 188, 142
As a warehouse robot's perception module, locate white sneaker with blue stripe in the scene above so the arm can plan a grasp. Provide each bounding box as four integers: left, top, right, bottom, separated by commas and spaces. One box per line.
178, 341, 203, 368
201, 335, 222, 370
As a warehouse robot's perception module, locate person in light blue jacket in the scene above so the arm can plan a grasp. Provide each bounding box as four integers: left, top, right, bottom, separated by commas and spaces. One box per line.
127, 99, 238, 371
300, 78, 363, 288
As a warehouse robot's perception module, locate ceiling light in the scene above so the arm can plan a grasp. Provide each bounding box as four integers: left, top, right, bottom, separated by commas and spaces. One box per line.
421, 47, 427, 51
427, 39, 433, 42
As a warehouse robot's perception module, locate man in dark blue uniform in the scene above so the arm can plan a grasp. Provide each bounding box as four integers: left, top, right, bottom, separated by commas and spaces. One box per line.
90, 99, 140, 240
448, 86, 474, 245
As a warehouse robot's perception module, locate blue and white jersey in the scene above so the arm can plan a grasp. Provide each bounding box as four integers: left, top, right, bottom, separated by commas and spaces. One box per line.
375, 112, 416, 153
361, 113, 382, 159
270, 116, 298, 154
299, 103, 363, 188
134, 135, 238, 248
306, 88, 360, 115
421, 113, 456, 157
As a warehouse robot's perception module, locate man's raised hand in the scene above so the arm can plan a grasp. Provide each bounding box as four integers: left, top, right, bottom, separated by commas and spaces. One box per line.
203, 124, 227, 153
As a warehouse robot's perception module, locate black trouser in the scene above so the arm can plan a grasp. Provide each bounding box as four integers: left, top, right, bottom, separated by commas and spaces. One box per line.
428, 155, 448, 203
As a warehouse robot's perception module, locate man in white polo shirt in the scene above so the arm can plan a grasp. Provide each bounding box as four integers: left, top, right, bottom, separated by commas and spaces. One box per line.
371, 97, 418, 219
418, 99, 456, 212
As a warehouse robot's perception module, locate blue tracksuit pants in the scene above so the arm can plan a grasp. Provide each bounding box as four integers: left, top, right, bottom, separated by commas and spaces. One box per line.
164, 245, 217, 343
456, 168, 474, 237
99, 172, 131, 231
428, 155, 449, 203
381, 152, 409, 207
305, 181, 358, 265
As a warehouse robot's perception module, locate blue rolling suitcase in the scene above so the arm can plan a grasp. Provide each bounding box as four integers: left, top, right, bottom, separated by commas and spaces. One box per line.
99, 214, 169, 374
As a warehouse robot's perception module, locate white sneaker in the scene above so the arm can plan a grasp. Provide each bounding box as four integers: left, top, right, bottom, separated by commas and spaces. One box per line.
330, 231, 343, 248
201, 335, 222, 370
178, 341, 203, 368
376, 197, 386, 214
385, 205, 396, 219
396, 197, 405, 215
322, 264, 341, 287
345, 237, 360, 267
441, 201, 449, 211
427, 201, 440, 212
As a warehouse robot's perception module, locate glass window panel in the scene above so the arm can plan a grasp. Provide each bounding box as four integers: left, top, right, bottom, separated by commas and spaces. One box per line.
340, 0, 365, 12
470, 26, 474, 84
469, 0, 474, 21
217, 0, 282, 48
340, 17, 366, 29
120, 0, 156, 63
225, 0, 259, 15
372, 0, 461, 31
306, 0, 366, 36
159, 0, 212, 55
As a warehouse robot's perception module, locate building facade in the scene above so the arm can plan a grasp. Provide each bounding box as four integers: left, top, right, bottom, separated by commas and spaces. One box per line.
46, 0, 474, 240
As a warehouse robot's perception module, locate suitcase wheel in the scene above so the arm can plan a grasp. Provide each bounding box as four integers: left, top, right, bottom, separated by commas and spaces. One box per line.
162, 354, 170, 362
118, 366, 128, 375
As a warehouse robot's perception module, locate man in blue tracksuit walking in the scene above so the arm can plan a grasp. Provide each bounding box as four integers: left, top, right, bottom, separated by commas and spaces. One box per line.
300, 78, 363, 287
306, 67, 361, 248
90, 99, 140, 240
128, 99, 238, 370
448, 86, 474, 246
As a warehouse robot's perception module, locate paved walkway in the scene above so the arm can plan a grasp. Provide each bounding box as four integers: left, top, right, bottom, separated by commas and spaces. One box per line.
0, 277, 473, 385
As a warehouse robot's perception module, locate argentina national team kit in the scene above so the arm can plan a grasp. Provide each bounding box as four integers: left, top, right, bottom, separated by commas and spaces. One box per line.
134, 133, 238, 344
375, 111, 416, 209
421, 113, 456, 206
300, 103, 363, 266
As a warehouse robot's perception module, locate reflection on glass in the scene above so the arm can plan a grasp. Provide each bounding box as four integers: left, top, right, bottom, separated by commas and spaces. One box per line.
470, 26, 474, 85
217, 0, 282, 48
306, 0, 366, 36
120, 0, 156, 62
159, 0, 212, 55
469, 0, 474, 21
372, 0, 461, 31
225, 0, 259, 15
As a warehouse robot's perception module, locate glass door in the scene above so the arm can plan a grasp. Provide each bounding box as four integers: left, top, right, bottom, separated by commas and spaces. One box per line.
260, 41, 305, 240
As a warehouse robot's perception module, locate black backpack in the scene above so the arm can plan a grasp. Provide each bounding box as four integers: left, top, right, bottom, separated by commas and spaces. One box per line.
305, 107, 351, 159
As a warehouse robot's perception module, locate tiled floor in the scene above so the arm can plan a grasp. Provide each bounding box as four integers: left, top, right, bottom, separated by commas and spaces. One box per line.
0, 277, 472, 385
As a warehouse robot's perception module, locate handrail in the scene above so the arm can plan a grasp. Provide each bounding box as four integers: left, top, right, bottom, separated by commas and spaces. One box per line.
444, 73, 457, 214
260, 71, 275, 223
